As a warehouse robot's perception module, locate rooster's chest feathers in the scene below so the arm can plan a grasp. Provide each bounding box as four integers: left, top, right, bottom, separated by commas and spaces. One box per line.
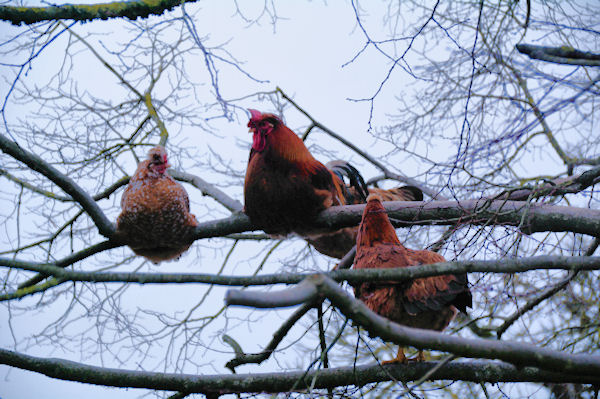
244, 156, 331, 235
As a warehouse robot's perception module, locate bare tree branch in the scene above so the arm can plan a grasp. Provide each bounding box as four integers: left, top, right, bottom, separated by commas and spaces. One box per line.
10, 196, 600, 291
493, 165, 600, 201
226, 274, 600, 377
0, 348, 598, 394
187, 198, 600, 243
168, 169, 243, 213
0, 0, 195, 25
225, 302, 316, 371
3, 255, 600, 293
313, 199, 600, 237
15, 240, 119, 289
516, 44, 600, 67
0, 133, 115, 238
334, 246, 356, 270
496, 270, 578, 339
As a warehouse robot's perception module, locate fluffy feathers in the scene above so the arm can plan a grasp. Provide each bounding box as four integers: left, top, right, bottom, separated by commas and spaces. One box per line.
244, 110, 421, 260
353, 194, 471, 363
115, 146, 198, 263
244, 110, 347, 236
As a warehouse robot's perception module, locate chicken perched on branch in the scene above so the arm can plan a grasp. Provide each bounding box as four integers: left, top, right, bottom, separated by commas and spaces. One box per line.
244, 109, 421, 259
354, 194, 471, 364
309, 161, 422, 259
115, 146, 198, 263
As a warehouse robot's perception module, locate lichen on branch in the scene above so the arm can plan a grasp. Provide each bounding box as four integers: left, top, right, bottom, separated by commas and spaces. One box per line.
0, 0, 195, 25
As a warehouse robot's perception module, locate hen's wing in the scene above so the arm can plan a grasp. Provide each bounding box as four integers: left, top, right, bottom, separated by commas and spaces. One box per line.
402, 249, 472, 314
354, 244, 471, 330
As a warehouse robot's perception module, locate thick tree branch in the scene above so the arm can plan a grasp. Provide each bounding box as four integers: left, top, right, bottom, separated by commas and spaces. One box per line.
334, 245, 356, 270
192, 211, 254, 239
0, 0, 194, 25
11, 198, 600, 291
184, 198, 600, 241
493, 165, 600, 201
516, 44, 600, 67
226, 275, 600, 377
0, 348, 597, 394
0, 134, 115, 238
314, 200, 600, 237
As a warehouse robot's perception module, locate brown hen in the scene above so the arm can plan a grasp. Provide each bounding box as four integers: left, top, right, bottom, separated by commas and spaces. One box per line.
244, 109, 421, 259
116, 146, 198, 263
354, 193, 471, 363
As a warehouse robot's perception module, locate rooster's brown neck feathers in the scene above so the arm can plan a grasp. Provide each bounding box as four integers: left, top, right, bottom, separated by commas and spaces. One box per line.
248, 111, 318, 168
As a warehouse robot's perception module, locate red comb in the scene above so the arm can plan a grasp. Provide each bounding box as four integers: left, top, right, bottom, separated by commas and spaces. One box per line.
248, 109, 262, 120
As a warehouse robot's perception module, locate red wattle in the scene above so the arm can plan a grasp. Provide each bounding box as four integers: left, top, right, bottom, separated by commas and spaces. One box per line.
252, 133, 266, 152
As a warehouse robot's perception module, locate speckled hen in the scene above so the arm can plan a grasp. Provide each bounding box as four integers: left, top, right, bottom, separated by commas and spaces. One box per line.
116, 146, 198, 263
353, 193, 471, 364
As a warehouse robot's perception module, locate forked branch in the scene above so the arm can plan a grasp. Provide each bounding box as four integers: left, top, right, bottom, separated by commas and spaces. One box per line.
226, 274, 600, 377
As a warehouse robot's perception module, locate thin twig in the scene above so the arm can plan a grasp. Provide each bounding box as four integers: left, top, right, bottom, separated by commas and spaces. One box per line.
275, 87, 443, 199
225, 302, 315, 371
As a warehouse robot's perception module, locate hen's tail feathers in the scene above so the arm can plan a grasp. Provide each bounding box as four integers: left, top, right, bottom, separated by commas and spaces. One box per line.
452, 274, 473, 313
378, 186, 424, 202
326, 160, 369, 202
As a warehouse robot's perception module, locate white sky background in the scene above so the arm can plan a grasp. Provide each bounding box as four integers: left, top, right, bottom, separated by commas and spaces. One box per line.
0, 1, 594, 398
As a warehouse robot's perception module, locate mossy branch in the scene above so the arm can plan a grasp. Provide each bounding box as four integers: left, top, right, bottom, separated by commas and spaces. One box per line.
0, 0, 193, 25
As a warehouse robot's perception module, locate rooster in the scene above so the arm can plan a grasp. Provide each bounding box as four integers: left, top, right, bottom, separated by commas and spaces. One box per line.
353, 193, 471, 364
115, 146, 198, 263
244, 109, 421, 258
